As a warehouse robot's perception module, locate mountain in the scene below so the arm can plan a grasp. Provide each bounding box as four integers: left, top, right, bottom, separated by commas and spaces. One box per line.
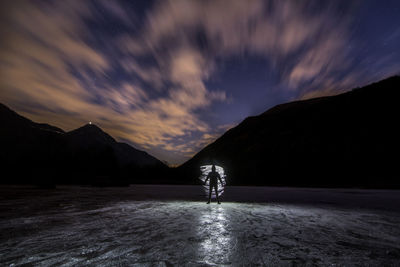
63, 123, 167, 185
66, 124, 161, 167
0, 103, 65, 134
0, 103, 66, 185
178, 76, 400, 188
0, 104, 166, 185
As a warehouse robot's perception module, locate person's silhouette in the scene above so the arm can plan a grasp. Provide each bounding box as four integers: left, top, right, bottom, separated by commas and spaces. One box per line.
204, 164, 223, 204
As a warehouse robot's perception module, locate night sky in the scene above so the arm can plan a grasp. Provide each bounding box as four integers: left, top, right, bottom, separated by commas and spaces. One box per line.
0, 0, 399, 165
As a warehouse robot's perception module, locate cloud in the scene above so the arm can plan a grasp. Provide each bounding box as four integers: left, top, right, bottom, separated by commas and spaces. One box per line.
0, 1, 108, 114
0, 1, 228, 164
122, 0, 362, 104
120, 59, 164, 89
1, 0, 397, 165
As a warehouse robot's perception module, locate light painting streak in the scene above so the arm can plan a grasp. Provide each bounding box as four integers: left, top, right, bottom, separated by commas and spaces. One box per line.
199, 165, 226, 199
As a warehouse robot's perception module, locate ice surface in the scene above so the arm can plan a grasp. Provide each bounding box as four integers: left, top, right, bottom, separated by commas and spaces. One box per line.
1, 185, 400, 266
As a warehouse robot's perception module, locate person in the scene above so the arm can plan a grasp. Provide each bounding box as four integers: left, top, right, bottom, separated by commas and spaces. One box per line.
204, 164, 223, 204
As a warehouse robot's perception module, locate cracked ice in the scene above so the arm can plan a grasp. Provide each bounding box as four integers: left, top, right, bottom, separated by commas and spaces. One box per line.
1, 185, 400, 266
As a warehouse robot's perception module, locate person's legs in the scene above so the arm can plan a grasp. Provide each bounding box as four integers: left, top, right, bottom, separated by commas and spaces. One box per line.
214, 184, 220, 204
207, 184, 212, 204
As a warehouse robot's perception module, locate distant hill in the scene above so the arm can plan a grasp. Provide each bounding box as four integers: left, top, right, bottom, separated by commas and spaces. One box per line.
178, 76, 400, 188
0, 104, 167, 186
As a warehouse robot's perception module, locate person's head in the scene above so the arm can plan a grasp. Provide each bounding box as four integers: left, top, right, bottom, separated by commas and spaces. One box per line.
212, 164, 216, 172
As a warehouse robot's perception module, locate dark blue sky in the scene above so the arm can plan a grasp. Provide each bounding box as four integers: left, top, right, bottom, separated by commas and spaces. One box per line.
0, 0, 399, 165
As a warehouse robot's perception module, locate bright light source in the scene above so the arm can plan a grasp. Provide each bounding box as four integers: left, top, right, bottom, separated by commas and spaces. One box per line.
89, 121, 92, 125
199, 165, 226, 199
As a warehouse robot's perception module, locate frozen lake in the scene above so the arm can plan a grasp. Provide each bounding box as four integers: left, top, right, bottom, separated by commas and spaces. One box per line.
1, 185, 400, 266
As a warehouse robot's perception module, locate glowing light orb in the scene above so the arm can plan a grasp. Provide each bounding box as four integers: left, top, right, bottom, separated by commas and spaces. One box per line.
199, 165, 226, 198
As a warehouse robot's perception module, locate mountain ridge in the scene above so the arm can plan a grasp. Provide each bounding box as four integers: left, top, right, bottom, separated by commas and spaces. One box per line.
0, 105, 166, 185
2, 76, 399, 188
178, 76, 400, 188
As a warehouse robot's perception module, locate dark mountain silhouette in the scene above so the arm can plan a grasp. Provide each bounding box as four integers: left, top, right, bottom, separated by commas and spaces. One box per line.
2, 76, 399, 188
66, 124, 161, 167
0, 104, 166, 186
178, 76, 400, 188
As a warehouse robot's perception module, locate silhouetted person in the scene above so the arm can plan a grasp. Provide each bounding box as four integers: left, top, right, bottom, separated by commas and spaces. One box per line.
205, 164, 223, 204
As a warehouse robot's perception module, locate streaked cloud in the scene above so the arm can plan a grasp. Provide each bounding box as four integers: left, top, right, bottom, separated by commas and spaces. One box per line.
1, 0, 399, 165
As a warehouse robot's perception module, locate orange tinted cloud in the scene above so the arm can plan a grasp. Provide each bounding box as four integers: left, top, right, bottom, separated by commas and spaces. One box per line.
1, 0, 396, 165
0, 1, 229, 164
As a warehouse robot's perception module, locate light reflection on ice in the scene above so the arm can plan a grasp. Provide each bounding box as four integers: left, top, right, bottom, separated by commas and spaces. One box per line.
197, 205, 232, 265
199, 165, 226, 198
1, 186, 400, 266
